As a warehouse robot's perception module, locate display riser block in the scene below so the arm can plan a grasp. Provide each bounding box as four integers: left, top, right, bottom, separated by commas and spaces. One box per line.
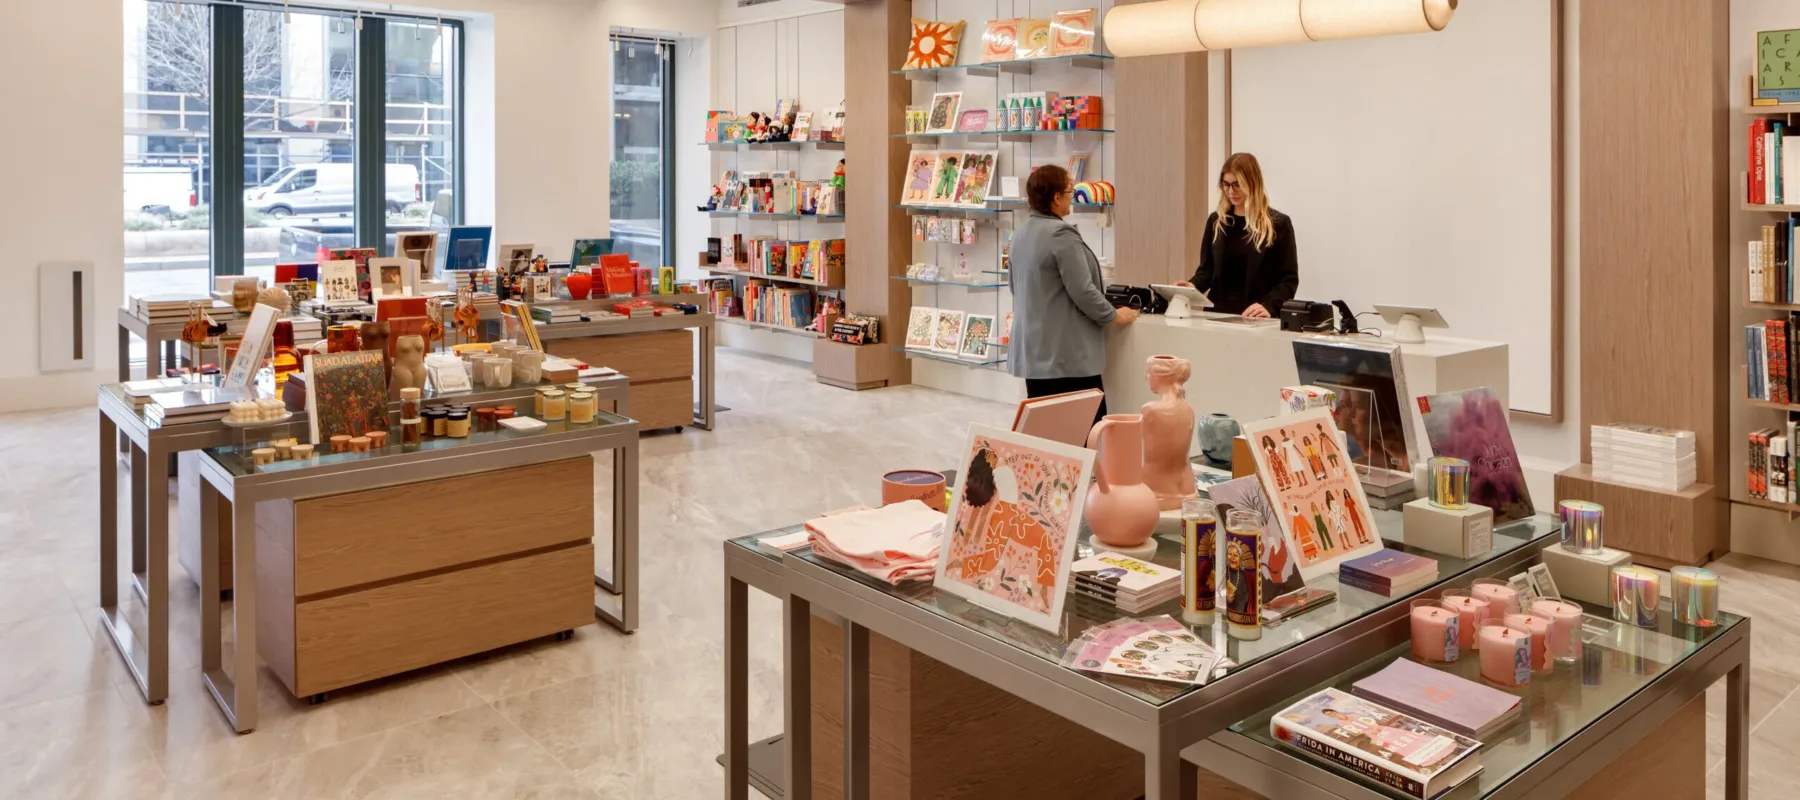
1540, 545, 1633, 609
1402, 499, 1494, 559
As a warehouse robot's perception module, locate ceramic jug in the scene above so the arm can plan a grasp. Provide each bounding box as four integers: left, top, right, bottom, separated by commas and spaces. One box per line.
1141, 355, 1198, 510
1085, 414, 1162, 549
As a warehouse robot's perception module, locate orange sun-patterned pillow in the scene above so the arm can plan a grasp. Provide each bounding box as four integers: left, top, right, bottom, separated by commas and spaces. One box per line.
904, 18, 966, 71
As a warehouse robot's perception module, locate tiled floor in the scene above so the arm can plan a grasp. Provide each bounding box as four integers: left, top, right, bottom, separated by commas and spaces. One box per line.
0, 349, 1794, 798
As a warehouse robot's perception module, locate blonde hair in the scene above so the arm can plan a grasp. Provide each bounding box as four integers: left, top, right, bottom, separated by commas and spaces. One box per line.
1214, 152, 1275, 251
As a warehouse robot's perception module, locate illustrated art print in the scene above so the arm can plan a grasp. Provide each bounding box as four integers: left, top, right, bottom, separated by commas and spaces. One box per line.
925, 92, 963, 134
1015, 18, 1051, 60
304, 351, 390, 445
1241, 409, 1383, 579
318, 259, 358, 303
903, 150, 936, 204
933, 424, 1096, 632
952, 151, 996, 207
1049, 9, 1098, 57
928, 152, 963, 205
932, 308, 965, 353
960, 313, 995, 359
905, 306, 936, 349
327, 247, 377, 302
981, 18, 1021, 63
1416, 387, 1535, 524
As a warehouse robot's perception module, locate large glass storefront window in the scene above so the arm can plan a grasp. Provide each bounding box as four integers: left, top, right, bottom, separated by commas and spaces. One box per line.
611, 35, 673, 268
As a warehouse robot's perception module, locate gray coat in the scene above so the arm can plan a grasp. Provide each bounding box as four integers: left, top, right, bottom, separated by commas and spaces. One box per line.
1007, 212, 1117, 379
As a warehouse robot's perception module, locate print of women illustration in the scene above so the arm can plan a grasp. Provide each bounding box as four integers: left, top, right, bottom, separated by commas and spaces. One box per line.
1280, 432, 1309, 488
953, 446, 1058, 611
1261, 435, 1294, 491
1290, 504, 1320, 560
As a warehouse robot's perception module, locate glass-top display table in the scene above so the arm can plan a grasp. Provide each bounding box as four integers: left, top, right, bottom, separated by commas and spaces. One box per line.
192, 410, 639, 733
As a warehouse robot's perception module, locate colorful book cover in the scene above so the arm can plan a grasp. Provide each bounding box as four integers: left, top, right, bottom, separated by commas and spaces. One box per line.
1072, 552, 1180, 596
327, 247, 377, 303
1271, 688, 1483, 800
318, 260, 358, 303
1351, 658, 1520, 739
1241, 409, 1384, 579
704, 110, 732, 143
1338, 550, 1437, 586
304, 351, 390, 445
1414, 387, 1535, 524
445, 226, 493, 271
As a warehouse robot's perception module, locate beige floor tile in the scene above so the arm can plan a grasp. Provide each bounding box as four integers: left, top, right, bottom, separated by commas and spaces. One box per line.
1705, 666, 1799, 772
0, 609, 132, 712
0, 553, 78, 626
0, 688, 170, 800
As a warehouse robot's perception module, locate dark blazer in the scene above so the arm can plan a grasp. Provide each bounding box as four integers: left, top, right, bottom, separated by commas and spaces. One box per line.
1187, 209, 1299, 313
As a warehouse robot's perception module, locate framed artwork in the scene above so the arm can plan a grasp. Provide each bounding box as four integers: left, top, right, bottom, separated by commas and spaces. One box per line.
904, 18, 965, 70
928, 152, 964, 205
397, 232, 438, 283
925, 92, 963, 134
304, 351, 390, 445
1416, 387, 1535, 524
955, 109, 990, 133
1293, 339, 1417, 473
905, 306, 936, 349
1015, 18, 1051, 60
498, 243, 534, 299
981, 19, 1021, 63
952, 151, 997, 208
1241, 409, 1383, 580
370, 257, 412, 299
903, 150, 936, 205
933, 424, 1096, 632
959, 313, 995, 360
318, 260, 358, 303
1050, 9, 1098, 57
570, 238, 612, 268
444, 226, 492, 271
932, 308, 965, 353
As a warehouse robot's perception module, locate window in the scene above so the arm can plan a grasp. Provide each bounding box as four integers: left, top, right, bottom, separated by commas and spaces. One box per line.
123, 0, 212, 309
386, 18, 461, 247
611, 35, 674, 268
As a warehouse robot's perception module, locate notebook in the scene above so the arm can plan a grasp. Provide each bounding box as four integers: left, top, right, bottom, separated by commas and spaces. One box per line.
1012, 389, 1104, 447
1352, 658, 1522, 740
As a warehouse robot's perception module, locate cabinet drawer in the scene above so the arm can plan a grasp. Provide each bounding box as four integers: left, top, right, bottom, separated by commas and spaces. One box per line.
293, 543, 594, 695
546, 330, 693, 384
290, 457, 594, 596
631, 379, 694, 430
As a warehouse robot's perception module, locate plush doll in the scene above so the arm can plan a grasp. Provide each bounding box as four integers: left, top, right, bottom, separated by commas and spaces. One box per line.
831, 159, 846, 189
771, 112, 795, 142
748, 112, 766, 141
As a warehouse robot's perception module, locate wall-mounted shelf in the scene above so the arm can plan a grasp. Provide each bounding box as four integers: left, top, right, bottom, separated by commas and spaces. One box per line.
987, 199, 1112, 213
705, 268, 842, 289
894, 346, 1005, 367
703, 140, 846, 151
706, 211, 845, 221
895, 204, 1005, 218
897, 129, 1113, 141
1744, 397, 1800, 412
1744, 104, 1800, 116
1748, 300, 1800, 312
892, 275, 1008, 290
895, 54, 1112, 80
718, 316, 824, 338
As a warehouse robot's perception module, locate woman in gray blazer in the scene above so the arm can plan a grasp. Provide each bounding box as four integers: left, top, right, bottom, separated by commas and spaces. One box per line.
1006, 165, 1137, 421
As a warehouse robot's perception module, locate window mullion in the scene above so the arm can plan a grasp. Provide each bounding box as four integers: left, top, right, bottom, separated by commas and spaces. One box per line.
356, 16, 387, 251
210, 3, 246, 277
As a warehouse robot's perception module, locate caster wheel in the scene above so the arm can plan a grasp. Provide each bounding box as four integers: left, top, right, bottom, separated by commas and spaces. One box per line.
554, 629, 575, 642
220, 590, 233, 602
307, 693, 327, 705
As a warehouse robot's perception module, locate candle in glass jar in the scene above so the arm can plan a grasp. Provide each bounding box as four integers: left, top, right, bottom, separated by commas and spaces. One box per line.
1471, 578, 1521, 619
1224, 509, 1262, 641
1671, 566, 1719, 627
1530, 598, 1584, 663
1479, 624, 1532, 687
1411, 600, 1459, 663
542, 390, 567, 421
1611, 566, 1661, 627
569, 391, 597, 423
1181, 498, 1218, 626
446, 410, 470, 438
1441, 591, 1490, 651
1559, 499, 1604, 554
1504, 613, 1554, 674
1428, 457, 1471, 510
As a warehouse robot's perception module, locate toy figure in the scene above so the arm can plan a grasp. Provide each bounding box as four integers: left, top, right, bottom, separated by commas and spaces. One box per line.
532, 255, 548, 273
831, 158, 846, 189
748, 112, 767, 142
771, 112, 796, 142
454, 287, 481, 342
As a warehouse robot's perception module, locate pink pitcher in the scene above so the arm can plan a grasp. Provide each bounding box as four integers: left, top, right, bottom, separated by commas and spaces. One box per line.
1085, 414, 1162, 549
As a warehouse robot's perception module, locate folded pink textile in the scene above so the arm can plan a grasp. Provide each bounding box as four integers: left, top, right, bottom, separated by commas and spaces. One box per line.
806, 500, 944, 584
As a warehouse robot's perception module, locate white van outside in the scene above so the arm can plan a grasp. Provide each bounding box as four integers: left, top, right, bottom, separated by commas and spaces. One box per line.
243, 163, 421, 218
124, 165, 197, 215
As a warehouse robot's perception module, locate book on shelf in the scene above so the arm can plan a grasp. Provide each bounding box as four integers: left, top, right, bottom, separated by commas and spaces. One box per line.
1592, 422, 1697, 492
1271, 688, 1483, 800
1071, 551, 1182, 613
1350, 658, 1522, 741
1338, 550, 1438, 597
829, 314, 881, 345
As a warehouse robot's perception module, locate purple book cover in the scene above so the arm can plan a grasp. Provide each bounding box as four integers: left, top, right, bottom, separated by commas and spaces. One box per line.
1415, 387, 1535, 524
1352, 658, 1519, 738
1339, 550, 1438, 585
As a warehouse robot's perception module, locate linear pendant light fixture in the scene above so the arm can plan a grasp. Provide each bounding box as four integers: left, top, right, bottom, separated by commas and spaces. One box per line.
1105, 0, 1457, 58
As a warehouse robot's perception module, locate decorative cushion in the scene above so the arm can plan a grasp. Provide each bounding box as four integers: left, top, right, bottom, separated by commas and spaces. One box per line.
905, 18, 966, 70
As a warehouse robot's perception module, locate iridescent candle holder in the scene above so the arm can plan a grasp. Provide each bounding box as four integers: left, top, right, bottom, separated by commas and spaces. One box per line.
1559, 499, 1604, 555
1611, 566, 1661, 628
1671, 566, 1719, 627
1428, 457, 1471, 510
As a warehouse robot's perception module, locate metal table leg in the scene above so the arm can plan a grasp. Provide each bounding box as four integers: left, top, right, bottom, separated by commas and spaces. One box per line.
117, 322, 131, 382
200, 481, 258, 733
784, 594, 812, 800
694, 323, 716, 431
100, 435, 169, 704
594, 436, 639, 632
725, 574, 749, 800
1145, 740, 1198, 800
845, 622, 870, 800
594, 389, 631, 596
1727, 658, 1749, 800
131, 442, 148, 587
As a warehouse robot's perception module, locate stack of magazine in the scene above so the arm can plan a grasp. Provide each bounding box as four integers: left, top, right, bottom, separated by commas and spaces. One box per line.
1071, 551, 1180, 612
1272, 687, 1483, 799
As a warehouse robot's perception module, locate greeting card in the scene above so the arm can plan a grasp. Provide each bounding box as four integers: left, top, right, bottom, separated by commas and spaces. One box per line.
1241, 409, 1383, 579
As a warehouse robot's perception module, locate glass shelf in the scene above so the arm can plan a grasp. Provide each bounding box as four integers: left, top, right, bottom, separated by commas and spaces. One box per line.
987, 199, 1112, 213
702, 140, 845, 150
706, 211, 844, 221
891, 275, 1009, 290
896, 128, 1114, 140
894, 204, 1007, 217
893, 346, 1006, 367
895, 53, 1113, 79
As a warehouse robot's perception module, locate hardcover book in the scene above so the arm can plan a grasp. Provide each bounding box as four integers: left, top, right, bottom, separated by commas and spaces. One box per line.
1339, 550, 1438, 587
1351, 658, 1522, 740
304, 351, 390, 445
445, 226, 493, 271
1271, 688, 1483, 800
327, 247, 377, 303
1071, 551, 1180, 597
1414, 387, 1535, 524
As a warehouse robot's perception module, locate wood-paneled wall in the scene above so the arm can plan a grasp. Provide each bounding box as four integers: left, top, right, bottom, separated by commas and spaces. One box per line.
1570, 0, 1729, 564
1112, 0, 1210, 287
844, 0, 913, 386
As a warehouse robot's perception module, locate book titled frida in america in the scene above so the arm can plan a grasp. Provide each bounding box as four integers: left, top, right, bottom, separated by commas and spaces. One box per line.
1271, 688, 1483, 800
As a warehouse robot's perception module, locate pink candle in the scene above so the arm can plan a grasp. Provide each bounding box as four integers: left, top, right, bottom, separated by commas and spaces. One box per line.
1505, 613, 1554, 674
1411, 600, 1460, 663
1472, 579, 1521, 620
1441, 592, 1490, 651
1479, 624, 1531, 687
1530, 599, 1584, 663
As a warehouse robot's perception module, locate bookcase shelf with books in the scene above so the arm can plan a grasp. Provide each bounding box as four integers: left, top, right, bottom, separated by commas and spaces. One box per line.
1738, 104, 1800, 511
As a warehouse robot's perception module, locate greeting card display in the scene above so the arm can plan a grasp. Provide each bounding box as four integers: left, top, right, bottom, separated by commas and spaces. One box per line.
934, 424, 1096, 632
981, 18, 1020, 63
1417, 387, 1535, 524
1242, 409, 1383, 579
903, 150, 936, 205
904, 18, 966, 70
925, 92, 963, 134
952, 151, 997, 208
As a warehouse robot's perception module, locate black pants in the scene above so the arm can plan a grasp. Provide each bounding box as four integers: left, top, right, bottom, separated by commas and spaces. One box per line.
1025, 375, 1108, 425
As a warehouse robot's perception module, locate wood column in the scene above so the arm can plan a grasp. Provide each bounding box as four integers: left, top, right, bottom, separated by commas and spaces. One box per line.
1111, 0, 1209, 287
844, 0, 913, 386
1559, 0, 1730, 567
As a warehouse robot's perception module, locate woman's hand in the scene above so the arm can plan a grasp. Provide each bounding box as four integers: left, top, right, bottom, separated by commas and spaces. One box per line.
1243, 303, 1271, 319
1114, 307, 1139, 326
1175, 281, 1194, 288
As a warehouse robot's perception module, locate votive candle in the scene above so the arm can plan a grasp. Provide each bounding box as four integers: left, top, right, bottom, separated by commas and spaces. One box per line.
1429, 457, 1471, 510
1411, 599, 1460, 663
1225, 509, 1263, 641
1611, 566, 1661, 628
1530, 598, 1585, 663
1471, 578, 1521, 619
1181, 498, 1218, 626
1505, 613, 1554, 674
1671, 566, 1719, 627
1479, 624, 1532, 687
1441, 590, 1490, 651
1559, 500, 1604, 554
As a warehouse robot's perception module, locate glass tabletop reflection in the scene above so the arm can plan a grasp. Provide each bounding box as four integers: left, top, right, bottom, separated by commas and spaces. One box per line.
204, 409, 632, 478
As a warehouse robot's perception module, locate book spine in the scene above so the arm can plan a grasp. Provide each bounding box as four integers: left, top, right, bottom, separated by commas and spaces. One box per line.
1768, 128, 1779, 204
1339, 572, 1407, 596
1772, 321, 1789, 404
1277, 721, 1429, 799
1775, 435, 1790, 504
1779, 122, 1788, 205
1790, 419, 1797, 504
1755, 119, 1770, 204
1768, 226, 1779, 302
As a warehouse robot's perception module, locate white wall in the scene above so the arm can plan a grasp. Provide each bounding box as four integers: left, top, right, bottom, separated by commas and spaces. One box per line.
1, 0, 716, 413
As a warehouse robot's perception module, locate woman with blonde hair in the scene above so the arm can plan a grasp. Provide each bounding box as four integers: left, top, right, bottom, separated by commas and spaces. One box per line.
1178, 153, 1298, 318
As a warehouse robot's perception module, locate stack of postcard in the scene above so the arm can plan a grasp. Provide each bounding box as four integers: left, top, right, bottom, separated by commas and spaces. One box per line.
1061, 616, 1232, 686
1071, 552, 1181, 613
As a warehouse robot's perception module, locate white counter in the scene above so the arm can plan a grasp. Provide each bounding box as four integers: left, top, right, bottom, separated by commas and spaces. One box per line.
1103, 314, 1509, 458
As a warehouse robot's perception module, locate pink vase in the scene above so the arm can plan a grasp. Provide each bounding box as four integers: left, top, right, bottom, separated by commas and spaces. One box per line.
1141, 355, 1198, 510
1085, 414, 1162, 549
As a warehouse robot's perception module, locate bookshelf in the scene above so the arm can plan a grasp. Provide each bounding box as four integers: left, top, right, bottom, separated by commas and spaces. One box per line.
1736, 95, 1800, 520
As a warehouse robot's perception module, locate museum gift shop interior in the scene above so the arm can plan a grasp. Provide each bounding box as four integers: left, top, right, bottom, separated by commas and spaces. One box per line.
2, 0, 1797, 797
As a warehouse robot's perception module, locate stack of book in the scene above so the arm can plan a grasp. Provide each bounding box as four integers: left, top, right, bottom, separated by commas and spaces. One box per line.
1351, 658, 1522, 740
286, 316, 323, 349
120, 377, 189, 408
530, 305, 584, 325
1338, 550, 1438, 597
1744, 316, 1797, 404
144, 384, 254, 426
1358, 466, 1418, 511
132, 294, 227, 324
1747, 219, 1796, 304
1592, 423, 1696, 492
1748, 118, 1799, 206
1070, 552, 1181, 613
1748, 426, 1790, 503
1272, 688, 1484, 800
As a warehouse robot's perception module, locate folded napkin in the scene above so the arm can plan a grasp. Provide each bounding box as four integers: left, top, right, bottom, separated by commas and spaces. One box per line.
806, 500, 945, 584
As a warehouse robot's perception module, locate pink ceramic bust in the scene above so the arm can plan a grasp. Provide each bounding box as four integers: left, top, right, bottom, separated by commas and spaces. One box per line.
1142, 355, 1197, 510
